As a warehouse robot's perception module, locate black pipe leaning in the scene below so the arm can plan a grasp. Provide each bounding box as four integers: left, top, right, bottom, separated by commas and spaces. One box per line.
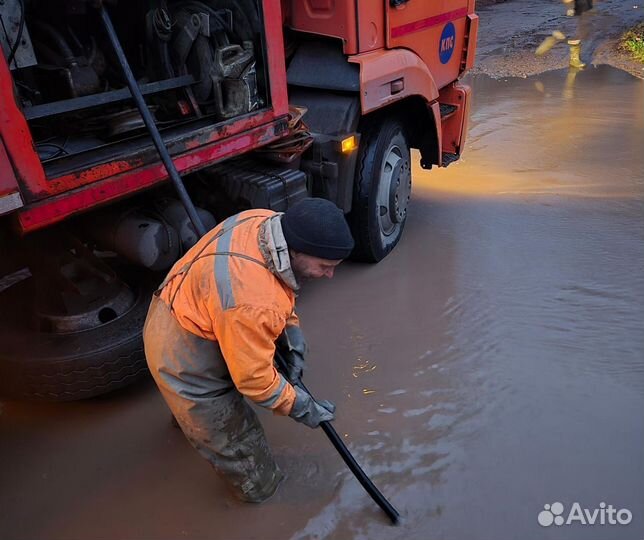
97, 4, 207, 237
275, 351, 400, 525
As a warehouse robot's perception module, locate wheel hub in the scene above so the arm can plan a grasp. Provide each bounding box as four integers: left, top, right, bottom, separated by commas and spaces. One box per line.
34, 278, 136, 334
29, 247, 137, 334
378, 144, 411, 236
389, 159, 411, 224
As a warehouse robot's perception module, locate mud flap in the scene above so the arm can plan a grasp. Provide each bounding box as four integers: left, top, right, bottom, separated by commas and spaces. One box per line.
289, 88, 361, 212
438, 81, 471, 166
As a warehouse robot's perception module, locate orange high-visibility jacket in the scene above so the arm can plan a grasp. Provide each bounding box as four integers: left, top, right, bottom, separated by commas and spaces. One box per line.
159, 209, 298, 415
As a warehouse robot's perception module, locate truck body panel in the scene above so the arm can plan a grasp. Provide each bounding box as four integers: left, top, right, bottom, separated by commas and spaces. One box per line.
1, 0, 289, 232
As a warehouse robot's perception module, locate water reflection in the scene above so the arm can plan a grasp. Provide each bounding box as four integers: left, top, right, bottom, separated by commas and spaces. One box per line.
291, 66, 644, 540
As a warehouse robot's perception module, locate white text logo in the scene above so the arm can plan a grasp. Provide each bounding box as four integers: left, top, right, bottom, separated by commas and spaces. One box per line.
538, 502, 632, 527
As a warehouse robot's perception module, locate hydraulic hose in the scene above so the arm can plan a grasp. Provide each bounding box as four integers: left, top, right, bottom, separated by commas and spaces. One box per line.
97, 4, 207, 237
274, 350, 400, 525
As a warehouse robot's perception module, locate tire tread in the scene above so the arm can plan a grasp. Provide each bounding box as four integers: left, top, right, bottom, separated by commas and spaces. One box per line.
350, 116, 409, 262
0, 275, 155, 401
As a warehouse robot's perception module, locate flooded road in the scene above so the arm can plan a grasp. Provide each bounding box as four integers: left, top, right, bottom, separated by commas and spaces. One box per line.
1, 66, 643, 540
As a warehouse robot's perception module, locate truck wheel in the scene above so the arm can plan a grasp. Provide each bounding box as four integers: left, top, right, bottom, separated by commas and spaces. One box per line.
0, 270, 154, 401
351, 117, 412, 262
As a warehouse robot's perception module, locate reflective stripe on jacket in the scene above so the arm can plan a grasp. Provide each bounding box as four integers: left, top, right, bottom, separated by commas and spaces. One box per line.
158, 209, 298, 415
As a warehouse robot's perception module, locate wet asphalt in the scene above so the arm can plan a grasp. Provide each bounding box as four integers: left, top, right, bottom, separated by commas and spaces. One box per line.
1, 65, 643, 540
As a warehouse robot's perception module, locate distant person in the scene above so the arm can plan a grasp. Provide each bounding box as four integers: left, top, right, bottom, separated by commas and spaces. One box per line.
143, 198, 354, 502
535, 0, 593, 68
567, 0, 593, 68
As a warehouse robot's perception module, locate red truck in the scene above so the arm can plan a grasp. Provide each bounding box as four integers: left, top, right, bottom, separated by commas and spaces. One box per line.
0, 0, 478, 400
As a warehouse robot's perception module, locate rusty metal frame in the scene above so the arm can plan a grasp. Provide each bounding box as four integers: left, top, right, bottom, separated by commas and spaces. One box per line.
0, 0, 289, 233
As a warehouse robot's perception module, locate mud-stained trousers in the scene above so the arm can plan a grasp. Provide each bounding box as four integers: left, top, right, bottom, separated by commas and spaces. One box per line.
143, 294, 283, 502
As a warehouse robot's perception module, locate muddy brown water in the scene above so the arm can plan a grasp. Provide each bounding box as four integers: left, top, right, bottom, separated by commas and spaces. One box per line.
1, 66, 643, 540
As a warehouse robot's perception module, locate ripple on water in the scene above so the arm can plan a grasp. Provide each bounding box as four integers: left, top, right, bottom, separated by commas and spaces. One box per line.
290, 66, 644, 540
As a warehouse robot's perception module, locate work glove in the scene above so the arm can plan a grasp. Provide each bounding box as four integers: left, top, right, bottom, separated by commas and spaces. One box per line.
289, 385, 335, 428
276, 325, 308, 384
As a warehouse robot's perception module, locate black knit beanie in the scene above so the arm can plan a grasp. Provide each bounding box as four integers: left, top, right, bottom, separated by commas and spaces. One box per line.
281, 198, 354, 260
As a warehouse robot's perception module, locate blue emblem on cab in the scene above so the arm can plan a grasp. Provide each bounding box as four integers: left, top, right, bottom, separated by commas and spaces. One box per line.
439, 22, 456, 64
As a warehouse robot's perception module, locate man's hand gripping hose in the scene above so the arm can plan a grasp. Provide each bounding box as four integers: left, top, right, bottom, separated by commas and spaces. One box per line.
275, 349, 401, 524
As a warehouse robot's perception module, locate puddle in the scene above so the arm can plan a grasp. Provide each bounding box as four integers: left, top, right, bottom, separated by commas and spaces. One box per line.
1, 66, 643, 540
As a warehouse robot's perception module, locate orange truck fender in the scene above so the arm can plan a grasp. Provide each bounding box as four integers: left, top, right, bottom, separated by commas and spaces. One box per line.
348, 48, 439, 115
349, 48, 471, 168
348, 47, 442, 168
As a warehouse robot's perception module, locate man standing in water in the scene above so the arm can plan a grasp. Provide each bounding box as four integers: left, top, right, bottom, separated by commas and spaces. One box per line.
143, 197, 354, 502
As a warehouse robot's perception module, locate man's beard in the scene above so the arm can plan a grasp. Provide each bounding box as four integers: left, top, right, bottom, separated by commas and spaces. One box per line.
292, 266, 312, 283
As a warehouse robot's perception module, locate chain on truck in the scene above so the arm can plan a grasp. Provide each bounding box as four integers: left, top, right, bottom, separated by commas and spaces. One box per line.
0, 0, 478, 401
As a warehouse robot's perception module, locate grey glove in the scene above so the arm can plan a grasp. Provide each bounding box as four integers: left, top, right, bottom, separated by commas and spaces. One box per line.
289, 385, 335, 428
277, 325, 308, 383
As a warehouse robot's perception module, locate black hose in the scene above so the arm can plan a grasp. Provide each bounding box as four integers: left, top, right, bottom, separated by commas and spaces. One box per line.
33, 22, 76, 65
6, 0, 25, 67
274, 350, 401, 525
98, 4, 207, 237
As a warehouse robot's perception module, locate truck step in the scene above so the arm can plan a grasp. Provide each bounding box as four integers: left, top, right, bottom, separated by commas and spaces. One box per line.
441, 152, 460, 167
439, 103, 458, 119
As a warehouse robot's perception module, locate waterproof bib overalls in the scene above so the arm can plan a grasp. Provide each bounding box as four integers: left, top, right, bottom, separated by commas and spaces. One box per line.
143, 209, 300, 502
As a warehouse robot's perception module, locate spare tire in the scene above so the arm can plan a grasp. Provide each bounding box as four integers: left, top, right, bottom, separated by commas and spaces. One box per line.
0, 271, 156, 401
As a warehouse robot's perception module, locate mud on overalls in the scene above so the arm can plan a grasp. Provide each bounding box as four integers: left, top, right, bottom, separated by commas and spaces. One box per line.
143, 210, 300, 502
